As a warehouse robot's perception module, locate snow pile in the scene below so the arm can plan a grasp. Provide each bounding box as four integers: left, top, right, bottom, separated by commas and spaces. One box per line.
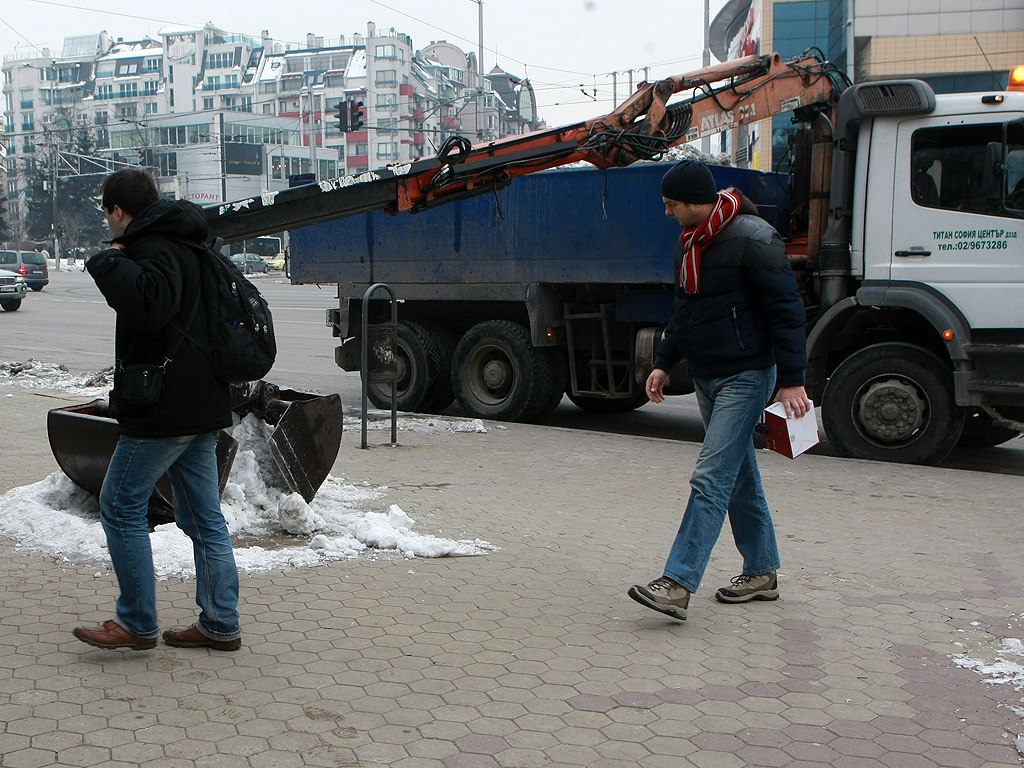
0, 359, 112, 398
0, 370, 497, 578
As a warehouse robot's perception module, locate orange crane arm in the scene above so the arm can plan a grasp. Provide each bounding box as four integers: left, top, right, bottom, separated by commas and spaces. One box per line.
207, 52, 840, 242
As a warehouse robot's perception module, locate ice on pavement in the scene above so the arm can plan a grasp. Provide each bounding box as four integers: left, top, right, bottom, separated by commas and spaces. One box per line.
0, 360, 496, 579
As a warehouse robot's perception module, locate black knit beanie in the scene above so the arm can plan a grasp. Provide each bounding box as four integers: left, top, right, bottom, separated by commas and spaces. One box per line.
660, 159, 718, 203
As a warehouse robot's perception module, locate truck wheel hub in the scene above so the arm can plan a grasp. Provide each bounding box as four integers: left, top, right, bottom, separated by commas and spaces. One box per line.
857, 379, 925, 442
482, 359, 510, 389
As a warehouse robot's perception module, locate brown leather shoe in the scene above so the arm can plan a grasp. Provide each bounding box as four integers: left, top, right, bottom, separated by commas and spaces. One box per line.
163, 624, 241, 651
73, 620, 158, 650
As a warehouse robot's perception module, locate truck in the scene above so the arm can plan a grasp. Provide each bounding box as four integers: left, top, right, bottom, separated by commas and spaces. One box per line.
204, 51, 1024, 465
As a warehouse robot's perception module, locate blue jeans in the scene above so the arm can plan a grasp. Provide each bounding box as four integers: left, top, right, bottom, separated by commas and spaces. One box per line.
663, 368, 781, 593
99, 432, 240, 640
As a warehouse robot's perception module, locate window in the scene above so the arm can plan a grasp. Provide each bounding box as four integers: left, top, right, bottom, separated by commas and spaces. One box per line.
319, 159, 337, 178
19, 90, 33, 109
94, 111, 107, 125
118, 103, 137, 117
377, 118, 398, 132
375, 69, 397, 86
375, 44, 396, 59
208, 52, 233, 69
223, 96, 237, 109
21, 112, 34, 130
911, 123, 1024, 219
261, 82, 277, 94
118, 83, 138, 99
225, 75, 239, 89
206, 76, 221, 90
116, 62, 139, 76
262, 103, 274, 115
146, 102, 158, 114
203, 97, 214, 110
353, 143, 368, 156
241, 96, 253, 112
96, 84, 113, 100
143, 58, 161, 73
143, 81, 159, 96
376, 93, 397, 111
376, 141, 398, 160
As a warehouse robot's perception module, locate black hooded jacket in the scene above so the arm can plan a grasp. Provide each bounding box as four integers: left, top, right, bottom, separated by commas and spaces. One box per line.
87, 199, 231, 437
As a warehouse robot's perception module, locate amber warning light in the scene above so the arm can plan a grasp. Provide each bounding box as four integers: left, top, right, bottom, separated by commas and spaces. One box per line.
1010, 66, 1024, 92
942, 329, 955, 341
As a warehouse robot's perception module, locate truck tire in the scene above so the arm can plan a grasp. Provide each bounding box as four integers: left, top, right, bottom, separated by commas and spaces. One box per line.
822, 342, 965, 465
366, 321, 444, 412
452, 321, 553, 422
567, 391, 649, 413
417, 322, 457, 413
1, 299, 22, 312
529, 347, 569, 421
957, 408, 1021, 449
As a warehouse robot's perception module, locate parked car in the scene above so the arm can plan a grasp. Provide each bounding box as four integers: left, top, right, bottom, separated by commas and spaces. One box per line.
0, 272, 28, 311
0, 250, 49, 291
230, 253, 268, 274
266, 255, 286, 271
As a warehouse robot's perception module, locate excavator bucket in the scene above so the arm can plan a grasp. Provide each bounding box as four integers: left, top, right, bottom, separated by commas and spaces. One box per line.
46, 383, 344, 523
46, 399, 238, 521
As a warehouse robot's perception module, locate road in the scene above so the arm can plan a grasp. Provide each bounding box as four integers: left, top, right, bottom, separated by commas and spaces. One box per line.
4, 266, 1022, 475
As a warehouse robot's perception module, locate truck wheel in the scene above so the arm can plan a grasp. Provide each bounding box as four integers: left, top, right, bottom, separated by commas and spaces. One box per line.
567, 391, 649, 413
822, 342, 965, 465
527, 347, 569, 421
417, 322, 457, 413
366, 321, 443, 412
1, 299, 22, 312
957, 408, 1021, 449
452, 321, 552, 421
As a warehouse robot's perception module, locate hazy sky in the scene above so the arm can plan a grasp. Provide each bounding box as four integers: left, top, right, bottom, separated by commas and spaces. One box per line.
1, 0, 726, 127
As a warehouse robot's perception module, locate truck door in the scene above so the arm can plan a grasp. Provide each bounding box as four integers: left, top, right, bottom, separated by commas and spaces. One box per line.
891, 116, 1024, 329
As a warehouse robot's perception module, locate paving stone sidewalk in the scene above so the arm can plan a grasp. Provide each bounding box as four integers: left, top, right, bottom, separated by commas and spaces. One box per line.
0, 387, 1022, 768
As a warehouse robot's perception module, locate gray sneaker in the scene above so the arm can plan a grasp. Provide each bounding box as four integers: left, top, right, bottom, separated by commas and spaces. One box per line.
628, 576, 690, 620
715, 572, 779, 603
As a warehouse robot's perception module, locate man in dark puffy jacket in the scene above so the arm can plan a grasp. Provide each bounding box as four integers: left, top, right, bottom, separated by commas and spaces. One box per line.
628, 159, 813, 622
73, 169, 241, 651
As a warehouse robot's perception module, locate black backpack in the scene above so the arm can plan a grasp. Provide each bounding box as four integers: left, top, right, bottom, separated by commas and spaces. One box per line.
171, 240, 276, 384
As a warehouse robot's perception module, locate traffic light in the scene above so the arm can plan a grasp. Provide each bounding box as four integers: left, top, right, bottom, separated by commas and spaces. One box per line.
348, 100, 365, 132
333, 101, 348, 132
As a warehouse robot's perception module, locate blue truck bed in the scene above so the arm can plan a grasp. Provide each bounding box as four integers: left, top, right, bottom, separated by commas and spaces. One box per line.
290, 162, 789, 286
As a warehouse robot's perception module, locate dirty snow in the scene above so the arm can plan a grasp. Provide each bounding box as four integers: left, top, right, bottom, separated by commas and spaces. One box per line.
951, 624, 1024, 757
0, 360, 497, 579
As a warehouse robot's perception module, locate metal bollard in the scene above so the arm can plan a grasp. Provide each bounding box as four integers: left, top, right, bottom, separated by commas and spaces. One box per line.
360, 283, 399, 448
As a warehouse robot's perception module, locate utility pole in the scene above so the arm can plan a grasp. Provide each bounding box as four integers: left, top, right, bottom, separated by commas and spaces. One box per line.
701, 0, 711, 156
471, 0, 485, 141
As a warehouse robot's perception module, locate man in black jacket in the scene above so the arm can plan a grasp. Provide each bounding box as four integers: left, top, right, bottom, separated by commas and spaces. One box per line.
628, 159, 813, 621
73, 170, 241, 651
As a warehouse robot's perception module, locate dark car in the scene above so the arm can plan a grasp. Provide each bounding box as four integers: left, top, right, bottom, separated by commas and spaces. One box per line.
230, 253, 268, 274
0, 250, 49, 291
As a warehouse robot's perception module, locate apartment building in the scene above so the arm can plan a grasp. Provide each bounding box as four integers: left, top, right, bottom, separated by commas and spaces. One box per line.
1, 20, 545, 237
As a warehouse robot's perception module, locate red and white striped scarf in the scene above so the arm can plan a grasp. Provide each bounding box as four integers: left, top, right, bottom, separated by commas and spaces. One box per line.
678, 190, 741, 294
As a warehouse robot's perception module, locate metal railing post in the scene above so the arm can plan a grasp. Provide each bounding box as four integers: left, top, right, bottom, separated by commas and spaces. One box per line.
360, 283, 399, 448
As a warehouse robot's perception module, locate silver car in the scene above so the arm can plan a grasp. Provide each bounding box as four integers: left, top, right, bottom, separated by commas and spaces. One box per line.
0, 272, 28, 312
230, 253, 269, 274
